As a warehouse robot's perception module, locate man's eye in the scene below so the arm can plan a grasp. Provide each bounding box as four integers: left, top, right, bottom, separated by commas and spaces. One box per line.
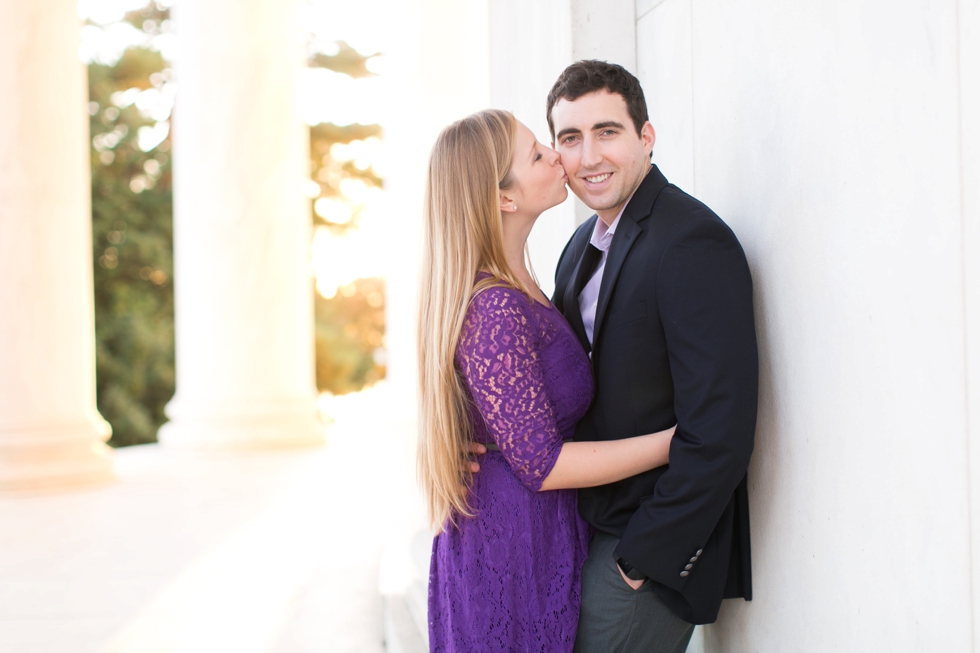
562, 136, 577, 145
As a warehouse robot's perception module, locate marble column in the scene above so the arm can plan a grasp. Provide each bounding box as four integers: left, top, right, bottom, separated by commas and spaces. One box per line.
158, 0, 324, 448
0, 0, 114, 491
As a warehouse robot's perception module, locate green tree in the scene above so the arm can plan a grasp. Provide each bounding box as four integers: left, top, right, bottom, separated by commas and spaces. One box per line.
307, 42, 383, 232
307, 41, 387, 394
88, 42, 175, 447
315, 277, 386, 394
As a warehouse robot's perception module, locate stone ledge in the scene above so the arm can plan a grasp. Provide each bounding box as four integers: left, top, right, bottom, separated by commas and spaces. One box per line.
383, 593, 427, 653
0, 389, 421, 653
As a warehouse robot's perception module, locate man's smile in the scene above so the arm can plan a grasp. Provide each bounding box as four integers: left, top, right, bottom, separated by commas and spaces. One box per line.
583, 172, 613, 186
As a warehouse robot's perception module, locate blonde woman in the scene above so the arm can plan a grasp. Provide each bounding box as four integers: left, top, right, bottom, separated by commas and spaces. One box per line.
418, 110, 675, 652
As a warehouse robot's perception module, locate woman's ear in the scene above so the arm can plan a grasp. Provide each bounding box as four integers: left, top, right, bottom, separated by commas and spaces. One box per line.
499, 190, 518, 213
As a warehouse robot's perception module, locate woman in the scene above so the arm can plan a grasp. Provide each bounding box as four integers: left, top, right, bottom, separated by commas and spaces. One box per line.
417, 109, 675, 652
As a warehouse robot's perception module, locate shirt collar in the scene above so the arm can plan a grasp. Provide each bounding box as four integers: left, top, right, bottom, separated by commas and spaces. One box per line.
589, 200, 628, 253
587, 166, 654, 253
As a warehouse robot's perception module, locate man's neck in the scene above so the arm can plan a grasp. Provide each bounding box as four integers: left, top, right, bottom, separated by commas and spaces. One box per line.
595, 162, 652, 226
596, 206, 624, 227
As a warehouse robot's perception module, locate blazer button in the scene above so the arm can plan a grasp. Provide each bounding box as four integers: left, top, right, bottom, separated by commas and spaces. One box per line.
696, 549, 703, 556
680, 571, 689, 578
689, 556, 698, 563
684, 564, 693, 570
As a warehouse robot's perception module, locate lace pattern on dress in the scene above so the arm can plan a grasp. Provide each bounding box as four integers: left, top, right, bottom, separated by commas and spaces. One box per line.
456, 287, 564, 491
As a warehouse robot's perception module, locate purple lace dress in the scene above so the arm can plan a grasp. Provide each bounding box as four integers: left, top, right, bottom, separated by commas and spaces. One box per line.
428, 285, 595, 652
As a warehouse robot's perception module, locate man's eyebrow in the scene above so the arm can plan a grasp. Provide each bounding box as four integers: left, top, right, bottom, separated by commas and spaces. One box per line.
593, 121, 625, 131
555, 127, 581, 141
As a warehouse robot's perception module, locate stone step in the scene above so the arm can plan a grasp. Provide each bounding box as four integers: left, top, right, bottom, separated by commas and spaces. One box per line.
382, 529, 431, 652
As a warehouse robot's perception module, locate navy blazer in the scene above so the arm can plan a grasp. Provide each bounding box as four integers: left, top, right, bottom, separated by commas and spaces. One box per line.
553, 165, 758, 625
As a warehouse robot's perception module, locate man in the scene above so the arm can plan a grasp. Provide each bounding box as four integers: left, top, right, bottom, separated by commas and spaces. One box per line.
548, 60, 758, 652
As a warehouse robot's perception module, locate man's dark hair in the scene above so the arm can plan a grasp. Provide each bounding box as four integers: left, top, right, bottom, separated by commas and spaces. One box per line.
546, 60, 649, 140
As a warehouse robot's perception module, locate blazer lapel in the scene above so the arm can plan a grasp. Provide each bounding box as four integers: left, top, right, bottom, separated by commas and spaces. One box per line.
563, 230, 601, 353
591, 216, 642, 350
590, 165, 670, 352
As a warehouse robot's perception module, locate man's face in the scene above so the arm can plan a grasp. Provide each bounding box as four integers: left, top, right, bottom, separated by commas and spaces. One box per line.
550, 90, 655, 223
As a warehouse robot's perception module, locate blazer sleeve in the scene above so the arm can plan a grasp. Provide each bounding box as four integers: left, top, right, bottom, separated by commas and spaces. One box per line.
614, 215, 759, 593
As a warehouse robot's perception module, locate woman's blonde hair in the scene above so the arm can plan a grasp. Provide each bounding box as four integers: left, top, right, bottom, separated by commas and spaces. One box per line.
417, 109, 534, 531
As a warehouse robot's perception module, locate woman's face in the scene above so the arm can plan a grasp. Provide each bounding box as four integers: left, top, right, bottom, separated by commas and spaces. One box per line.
503, 121, 568, 217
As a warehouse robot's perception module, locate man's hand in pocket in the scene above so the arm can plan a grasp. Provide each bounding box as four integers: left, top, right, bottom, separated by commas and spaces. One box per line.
618, 565, 644, 591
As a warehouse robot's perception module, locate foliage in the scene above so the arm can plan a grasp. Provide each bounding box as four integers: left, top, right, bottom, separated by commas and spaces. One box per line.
308, 122, 384, 230
88, 45, 175, 447
121, 3, 170, 30
305, 40, 387, 394
309, 41, 379, 79
315, 277, 386, 395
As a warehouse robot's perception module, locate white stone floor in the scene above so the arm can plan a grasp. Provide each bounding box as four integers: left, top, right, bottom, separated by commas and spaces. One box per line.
0, 384, 427, 653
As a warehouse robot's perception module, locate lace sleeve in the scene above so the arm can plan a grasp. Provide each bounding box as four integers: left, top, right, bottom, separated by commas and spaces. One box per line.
456, 287, 563, 492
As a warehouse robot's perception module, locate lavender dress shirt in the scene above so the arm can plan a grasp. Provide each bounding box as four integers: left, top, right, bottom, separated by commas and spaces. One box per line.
577, 202, 630, 345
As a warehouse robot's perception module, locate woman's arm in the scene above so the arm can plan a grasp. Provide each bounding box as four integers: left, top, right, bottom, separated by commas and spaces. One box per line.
538, 426, 675, 491
457, 288, 673, 493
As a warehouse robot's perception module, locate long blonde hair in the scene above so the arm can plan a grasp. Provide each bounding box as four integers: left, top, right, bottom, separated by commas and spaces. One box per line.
417, 109, 533, 531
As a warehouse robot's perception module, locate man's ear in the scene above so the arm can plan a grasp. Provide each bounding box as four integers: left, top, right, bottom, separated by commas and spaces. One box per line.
641, 121, 656, 157
499, 189, 517, 213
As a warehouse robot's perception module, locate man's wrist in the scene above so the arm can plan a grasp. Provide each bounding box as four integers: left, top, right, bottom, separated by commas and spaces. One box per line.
615, 556, 646, 581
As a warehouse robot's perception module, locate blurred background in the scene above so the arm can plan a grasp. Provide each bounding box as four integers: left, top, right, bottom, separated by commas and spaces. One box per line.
80, 0, 386, 447
1, 0, 978, 652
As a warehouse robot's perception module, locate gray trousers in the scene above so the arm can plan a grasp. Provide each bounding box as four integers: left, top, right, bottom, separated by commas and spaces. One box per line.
574, 531, 694, 653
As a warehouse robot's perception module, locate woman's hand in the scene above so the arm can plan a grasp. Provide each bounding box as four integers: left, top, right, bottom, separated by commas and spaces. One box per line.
466, 442, 487, 473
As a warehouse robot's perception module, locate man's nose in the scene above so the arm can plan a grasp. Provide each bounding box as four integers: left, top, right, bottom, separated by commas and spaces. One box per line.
580, 136, 601, 168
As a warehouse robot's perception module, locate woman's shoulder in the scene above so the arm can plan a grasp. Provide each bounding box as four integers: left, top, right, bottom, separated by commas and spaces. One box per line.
457, 297, 545, 374
469, 282, 531, 312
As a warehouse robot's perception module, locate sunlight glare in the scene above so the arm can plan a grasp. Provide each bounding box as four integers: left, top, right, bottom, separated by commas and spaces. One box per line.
311, 196, 391, 299
137, 121, 170, 152
313, 198, 352, 225
298, 68, 387, 127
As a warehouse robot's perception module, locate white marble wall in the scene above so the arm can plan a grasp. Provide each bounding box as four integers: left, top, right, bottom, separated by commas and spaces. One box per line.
635, 0, 978, 649
571, 0, 637, 73
961, 0, 980, 642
